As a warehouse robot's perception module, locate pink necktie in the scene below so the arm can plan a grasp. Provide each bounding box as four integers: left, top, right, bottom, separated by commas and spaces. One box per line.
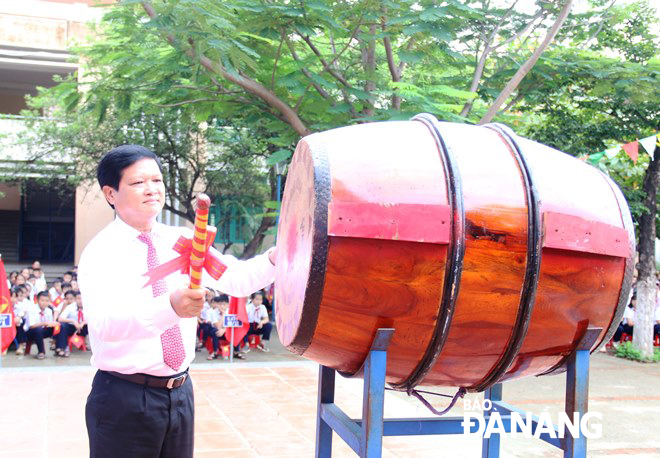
138, 232, 185, 371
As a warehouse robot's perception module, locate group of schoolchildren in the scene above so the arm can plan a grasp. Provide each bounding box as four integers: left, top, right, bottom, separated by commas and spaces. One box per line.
197, 289, 274, 361
6, 261, 87, 360
6, 260, 275, 362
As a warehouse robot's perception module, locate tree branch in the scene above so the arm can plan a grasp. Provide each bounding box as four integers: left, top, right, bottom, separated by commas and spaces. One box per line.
397, 37, 415, 75
271, 29, 285, 89
492, 9, 545, 51
294, 84, 312, 112
381, 13, 401, 110
359, 23, 377, 117
285, 38, 332, 100
298, 33, 352, 88
140, 1, 311, 137
154, 98, 218, 108
479, 0, 574, 125
579, 0, 617, 49
460, 1, 534, 117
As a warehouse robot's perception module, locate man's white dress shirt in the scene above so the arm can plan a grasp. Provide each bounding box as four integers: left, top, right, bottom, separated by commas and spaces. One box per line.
78, 217, 275, 376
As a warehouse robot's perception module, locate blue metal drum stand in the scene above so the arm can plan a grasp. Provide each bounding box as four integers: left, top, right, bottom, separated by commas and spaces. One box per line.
315, 327, 602, 458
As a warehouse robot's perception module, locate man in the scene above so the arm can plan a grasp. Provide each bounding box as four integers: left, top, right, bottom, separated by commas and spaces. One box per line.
78, 145, 277, 458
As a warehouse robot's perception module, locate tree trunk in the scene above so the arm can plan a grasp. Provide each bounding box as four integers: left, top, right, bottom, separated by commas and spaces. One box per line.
240, 214, 275, 260
240, 170, 278, 259
633, 145, 658, 360
360, 23, 377, 118
478, 0, 573, 125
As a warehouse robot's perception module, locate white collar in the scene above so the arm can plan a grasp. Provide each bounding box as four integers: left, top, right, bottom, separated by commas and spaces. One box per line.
112, 216, 165, 241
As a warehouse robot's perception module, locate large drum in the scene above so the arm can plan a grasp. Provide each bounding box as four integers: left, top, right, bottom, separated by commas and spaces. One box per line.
274, 115, 634, 392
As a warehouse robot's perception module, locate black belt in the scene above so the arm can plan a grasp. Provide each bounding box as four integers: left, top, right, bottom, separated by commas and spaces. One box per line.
104, 370, 189, 390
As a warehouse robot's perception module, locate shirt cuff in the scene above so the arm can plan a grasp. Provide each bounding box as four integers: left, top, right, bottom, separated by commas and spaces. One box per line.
265, 246, 276, 266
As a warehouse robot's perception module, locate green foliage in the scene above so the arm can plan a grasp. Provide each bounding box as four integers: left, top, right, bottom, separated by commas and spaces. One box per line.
515, 47, 660, 235
614, 341, 660, 363
7, 0, 659, 256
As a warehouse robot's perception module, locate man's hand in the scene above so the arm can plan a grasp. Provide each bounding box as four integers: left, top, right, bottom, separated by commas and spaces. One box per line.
170, 287, 206, 318
268, 247, 277, 265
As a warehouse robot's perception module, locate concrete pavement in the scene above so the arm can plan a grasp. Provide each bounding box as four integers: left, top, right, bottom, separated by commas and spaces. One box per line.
0, 330, 658, 457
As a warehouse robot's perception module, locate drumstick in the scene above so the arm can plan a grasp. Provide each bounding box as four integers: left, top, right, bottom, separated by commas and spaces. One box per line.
189, 193, 211, 289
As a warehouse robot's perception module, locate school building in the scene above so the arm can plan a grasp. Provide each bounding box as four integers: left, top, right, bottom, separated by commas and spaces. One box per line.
0, 0, 114, 270
0, 1, 264, 275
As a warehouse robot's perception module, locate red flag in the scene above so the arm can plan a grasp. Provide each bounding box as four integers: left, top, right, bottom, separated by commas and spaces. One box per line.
622, 141, 639, 163
1, 257, 16, 354
69, 334, 84, 349
228, 296, 249, 346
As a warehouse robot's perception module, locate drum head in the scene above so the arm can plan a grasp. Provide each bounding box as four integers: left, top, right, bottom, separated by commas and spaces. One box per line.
274, 139, 329, 353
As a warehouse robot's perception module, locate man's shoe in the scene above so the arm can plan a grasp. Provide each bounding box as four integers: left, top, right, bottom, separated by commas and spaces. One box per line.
256, 343, 269, 352
15, 343, 25, 356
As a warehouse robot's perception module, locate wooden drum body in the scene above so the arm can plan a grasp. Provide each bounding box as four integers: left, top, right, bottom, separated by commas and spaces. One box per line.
274, 115, 634, 392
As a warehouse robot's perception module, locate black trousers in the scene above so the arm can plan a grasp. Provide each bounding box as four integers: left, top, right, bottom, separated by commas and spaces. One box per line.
15, 325, 27, 344
56, 323, 88, 350
247, 322, 272, 341
86, 370, 194, 458
26, 326, 54, 353
613, 323, 634, 342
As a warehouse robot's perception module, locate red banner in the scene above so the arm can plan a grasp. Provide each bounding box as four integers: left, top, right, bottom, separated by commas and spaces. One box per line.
1, 258, 16, 354
228, 296, 249, 346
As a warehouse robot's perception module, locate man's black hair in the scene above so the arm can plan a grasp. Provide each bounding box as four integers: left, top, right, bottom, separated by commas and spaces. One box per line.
97, 145, 163, 209
61, 282, 72, 289
37, 291, 50, 300
64, 290, 75, 297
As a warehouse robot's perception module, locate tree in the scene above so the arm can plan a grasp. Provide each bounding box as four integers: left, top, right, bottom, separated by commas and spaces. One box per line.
6, 0, 602, 256
510, 0, 660, 358
5, 0, 489, 257
8, 82, 272, 257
